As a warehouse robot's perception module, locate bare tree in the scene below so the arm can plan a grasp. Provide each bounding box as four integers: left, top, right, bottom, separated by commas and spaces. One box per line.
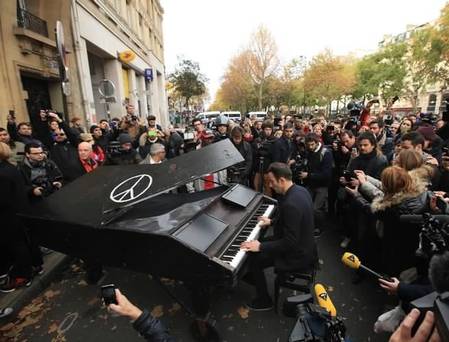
247, 25, 279, 110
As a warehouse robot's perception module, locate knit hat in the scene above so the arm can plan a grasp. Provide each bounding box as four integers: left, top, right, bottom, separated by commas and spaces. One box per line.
417, 125, 436, 141
118, 133, 133, 145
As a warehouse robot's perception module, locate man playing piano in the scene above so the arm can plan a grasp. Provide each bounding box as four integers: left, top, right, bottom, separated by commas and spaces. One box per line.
241, 162, 318, 311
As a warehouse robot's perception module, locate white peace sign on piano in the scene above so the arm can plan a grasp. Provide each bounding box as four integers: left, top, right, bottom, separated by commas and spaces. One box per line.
110, 174, 153, 203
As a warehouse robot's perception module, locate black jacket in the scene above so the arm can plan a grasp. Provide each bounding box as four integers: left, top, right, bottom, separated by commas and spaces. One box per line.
272, 136, 296, 164
304, 144, 334, 188
17, 158, 63, 199
353, 184, 432, 275
0, 161, 29, 235
231, 140, 253, 182
133, 309, 175, 342
50, 142, 82, 182
261, 184, 318, 271
106, 149, 142, 165
348, 150, 388, 179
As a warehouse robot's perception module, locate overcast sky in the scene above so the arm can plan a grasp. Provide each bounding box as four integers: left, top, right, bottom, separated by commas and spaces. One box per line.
161, 0, 447, 103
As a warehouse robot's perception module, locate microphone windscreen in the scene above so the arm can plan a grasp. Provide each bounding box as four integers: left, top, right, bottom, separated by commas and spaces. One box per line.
342, 252, 361, 269
314, 283, 337, 317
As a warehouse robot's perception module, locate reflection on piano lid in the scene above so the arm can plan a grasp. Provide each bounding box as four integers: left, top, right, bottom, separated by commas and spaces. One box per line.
21, 139, 244, 228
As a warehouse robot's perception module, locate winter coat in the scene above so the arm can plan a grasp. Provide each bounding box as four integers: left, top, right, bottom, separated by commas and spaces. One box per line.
133, 309, 175, 342
304, 144, 334, 188
353, 177, 432, 275
348, 150, 388, 179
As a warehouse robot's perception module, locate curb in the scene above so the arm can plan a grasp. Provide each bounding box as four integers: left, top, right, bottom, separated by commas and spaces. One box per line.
0, 252, 72, 321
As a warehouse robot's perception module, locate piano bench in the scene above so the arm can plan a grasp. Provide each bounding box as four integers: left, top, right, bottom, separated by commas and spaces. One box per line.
273, 268, 316, 313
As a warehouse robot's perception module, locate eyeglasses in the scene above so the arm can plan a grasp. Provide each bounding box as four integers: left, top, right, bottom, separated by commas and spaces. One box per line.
29, 152, 45, 155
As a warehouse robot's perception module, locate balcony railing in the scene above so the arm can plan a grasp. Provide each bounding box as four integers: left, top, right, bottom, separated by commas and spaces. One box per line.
17, 7, 48, 37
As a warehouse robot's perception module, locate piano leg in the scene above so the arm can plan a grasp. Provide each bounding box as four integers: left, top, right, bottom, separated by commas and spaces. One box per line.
187, 283, 220, 342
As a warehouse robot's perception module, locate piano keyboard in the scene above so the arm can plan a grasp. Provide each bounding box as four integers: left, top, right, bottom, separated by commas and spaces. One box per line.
219, 203, 275, 269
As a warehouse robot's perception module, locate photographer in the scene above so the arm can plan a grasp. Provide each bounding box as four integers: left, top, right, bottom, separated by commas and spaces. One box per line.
118, 105, 146, 148
106, 133, 142, 165
108, 288, 175, 342
298, 133, 334, 233
228, 126, 252, 185
17, 142, 63, 200
252, 120, 276, 194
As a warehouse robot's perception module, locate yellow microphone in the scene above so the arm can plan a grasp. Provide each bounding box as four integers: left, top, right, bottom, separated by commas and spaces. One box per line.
314, 283, 337, 317
341, 252, 390, 280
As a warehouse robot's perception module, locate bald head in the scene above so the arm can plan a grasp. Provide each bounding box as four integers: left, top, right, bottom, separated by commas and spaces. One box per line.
78, 141, 92, 161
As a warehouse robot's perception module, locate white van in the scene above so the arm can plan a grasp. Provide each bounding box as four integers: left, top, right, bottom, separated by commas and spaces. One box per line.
221, 111, 241, 122
196, 111, 221, 124
248, 111, 267, 121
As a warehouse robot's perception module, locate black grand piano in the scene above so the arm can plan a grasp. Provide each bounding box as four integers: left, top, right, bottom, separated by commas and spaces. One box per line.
20, 139, 276, 324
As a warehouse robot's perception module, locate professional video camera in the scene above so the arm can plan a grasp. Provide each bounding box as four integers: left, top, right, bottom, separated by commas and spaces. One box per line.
420, 113, 438, 126
227, 164, 247, 184
291, 154, 308, 184
401, 213, 449, 341
346, 102, 363, 118
106, 141, 124, 156
33, 175, 60, 197
284, 291, 346, 342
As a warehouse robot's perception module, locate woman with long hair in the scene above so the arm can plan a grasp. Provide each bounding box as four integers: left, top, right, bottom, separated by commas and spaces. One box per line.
346, 166, 438, 276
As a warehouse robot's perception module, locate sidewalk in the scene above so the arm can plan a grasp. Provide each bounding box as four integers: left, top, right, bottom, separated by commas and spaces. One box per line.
0, 252, 72, 321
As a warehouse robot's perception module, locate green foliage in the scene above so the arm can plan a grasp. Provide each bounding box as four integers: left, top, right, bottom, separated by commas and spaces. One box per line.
354, 42, 407, 105
168, 58, 207, 107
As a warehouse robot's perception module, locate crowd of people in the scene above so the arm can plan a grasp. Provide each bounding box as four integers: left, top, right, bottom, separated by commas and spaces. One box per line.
1, 102, 449, 341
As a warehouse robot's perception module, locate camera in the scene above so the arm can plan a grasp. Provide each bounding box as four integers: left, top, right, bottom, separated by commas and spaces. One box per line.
107, 141, 124, 156
343, 170, 356, 183
227, 165, 246, 184
284, 294, 346, 342
420, 113, 438, 125
101, 284, 118, 305
33, 175, 60, 197
406, 214, 449, 340
346, 102, 363, 116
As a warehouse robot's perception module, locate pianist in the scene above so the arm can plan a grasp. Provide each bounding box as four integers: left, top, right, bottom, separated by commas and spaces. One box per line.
241, 162, 318, 311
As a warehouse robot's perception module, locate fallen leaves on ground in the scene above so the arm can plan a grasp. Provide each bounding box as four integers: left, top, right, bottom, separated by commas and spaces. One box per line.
151, 305, 164, 318
237, 306, 249, 319
48, 322, 59, 334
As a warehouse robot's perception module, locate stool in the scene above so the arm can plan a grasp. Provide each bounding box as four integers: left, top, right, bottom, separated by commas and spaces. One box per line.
273, 267, 316, 313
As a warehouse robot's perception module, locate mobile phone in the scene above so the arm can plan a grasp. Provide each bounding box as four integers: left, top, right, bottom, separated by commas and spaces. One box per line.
436, 197, 447, 212
101, 284, 118, 305
9, 110, 15, 120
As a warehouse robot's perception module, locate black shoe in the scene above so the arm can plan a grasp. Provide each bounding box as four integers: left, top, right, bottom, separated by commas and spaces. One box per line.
246, 296, 273, 311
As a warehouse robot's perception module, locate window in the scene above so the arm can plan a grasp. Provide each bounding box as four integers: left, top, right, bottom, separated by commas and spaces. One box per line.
427, 94, 437, 113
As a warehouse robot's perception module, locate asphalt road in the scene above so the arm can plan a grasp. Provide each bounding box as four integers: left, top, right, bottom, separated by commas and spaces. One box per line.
1, 227, 395, 342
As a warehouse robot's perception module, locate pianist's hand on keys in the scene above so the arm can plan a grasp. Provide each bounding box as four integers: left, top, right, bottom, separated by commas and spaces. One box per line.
257, 216, 271, 227
241, 240, 260, 252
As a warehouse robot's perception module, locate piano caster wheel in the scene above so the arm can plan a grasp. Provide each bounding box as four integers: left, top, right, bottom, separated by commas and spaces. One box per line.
190, 319, 221, 342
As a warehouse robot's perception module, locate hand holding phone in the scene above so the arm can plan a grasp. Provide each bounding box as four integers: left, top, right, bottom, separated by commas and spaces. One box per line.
101, 284, 118, 305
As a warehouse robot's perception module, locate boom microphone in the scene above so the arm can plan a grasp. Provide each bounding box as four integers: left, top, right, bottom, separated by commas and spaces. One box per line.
341, 252, 391, 281
314, 283, 337, 317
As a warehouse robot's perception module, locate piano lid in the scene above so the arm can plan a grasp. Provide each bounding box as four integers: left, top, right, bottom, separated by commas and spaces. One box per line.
102, 138, 243, 214
20, 139, 243, 228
